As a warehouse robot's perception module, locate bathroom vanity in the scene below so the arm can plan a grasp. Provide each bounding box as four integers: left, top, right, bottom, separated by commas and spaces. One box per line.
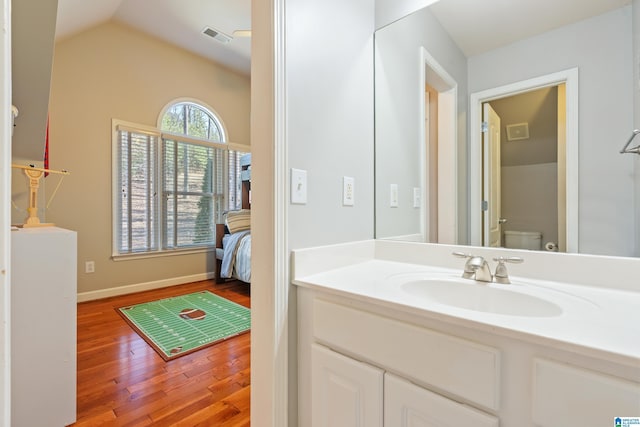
292, 240, 640, 426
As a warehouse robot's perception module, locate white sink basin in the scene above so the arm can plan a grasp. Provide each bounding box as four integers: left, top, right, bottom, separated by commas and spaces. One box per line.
401, 278, 563, 317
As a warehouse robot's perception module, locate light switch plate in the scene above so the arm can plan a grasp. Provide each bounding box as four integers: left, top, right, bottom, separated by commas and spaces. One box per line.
291, 168, 307, 204
343, 176, 355, 206
390, 184, 398, 208
413, 187, 421, 208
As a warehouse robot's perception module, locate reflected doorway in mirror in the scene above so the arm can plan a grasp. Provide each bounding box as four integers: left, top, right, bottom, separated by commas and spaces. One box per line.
469, 68, 579, 254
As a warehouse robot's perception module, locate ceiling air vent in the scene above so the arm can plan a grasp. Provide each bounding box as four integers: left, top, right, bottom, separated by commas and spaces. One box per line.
202, 27, 232, 44
506, 122, 530, 141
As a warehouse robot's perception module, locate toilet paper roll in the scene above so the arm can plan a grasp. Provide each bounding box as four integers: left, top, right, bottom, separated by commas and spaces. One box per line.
544, 242, 558, 252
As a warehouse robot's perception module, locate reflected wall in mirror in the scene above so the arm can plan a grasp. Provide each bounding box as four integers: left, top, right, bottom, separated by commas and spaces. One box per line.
374, 0, 639, 257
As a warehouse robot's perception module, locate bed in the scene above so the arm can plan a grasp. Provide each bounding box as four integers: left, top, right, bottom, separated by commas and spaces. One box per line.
215, 153, 251, 283
215, 211, 251, 283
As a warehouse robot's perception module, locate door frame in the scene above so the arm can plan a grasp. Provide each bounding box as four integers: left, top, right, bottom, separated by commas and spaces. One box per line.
0, 0, 11, 422
469, 68, 579, 252
419, 47, 458, 244
251, 0, 290, 425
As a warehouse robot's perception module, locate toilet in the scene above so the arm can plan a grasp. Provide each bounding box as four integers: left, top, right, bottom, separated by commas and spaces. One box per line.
504, 230, 542, 250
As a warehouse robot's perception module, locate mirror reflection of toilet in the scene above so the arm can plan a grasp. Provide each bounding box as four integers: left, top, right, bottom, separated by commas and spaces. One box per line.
504, 230, 542, 250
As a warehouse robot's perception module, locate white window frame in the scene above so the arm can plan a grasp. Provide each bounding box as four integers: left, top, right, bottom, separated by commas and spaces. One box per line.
111, 119, 164, 260
157, 97, 229, 142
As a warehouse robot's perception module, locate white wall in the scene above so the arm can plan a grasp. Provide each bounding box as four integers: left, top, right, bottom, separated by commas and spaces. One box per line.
374, 5, 467, 241
47, 22, 250, 297
283, 1, 375, 425
469, 7, 635, 257
286, 0, 375, 250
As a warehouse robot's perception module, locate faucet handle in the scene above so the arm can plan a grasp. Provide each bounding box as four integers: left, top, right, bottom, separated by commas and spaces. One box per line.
452, 251, 473, 259
452, 252, 477, 279
492, 256, 524, 264
492, 256, 524, 284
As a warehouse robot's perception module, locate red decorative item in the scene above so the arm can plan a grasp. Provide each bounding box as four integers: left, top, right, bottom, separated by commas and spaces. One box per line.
44, 117, 49, 177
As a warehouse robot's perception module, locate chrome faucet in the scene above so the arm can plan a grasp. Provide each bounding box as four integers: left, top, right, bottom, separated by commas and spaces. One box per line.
452, 252, 493, 282
452, 252, 524, 284
466, 256, 493, 282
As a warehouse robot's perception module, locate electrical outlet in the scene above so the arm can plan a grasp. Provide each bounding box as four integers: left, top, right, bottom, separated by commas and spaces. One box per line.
390, 184, 398, 207
343, 176, 354, 206
85, 261, 95, 274
290, 168, 308, 204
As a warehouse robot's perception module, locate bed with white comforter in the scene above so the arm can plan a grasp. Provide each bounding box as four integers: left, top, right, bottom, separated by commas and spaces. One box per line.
216, 209, 251, 283
219, 229, 251, 283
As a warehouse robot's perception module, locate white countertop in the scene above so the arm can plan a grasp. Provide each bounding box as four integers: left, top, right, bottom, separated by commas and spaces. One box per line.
292, 240, 640, 368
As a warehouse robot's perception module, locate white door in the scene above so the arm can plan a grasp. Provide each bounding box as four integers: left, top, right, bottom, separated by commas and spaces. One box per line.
384, 373, 499, 427
311, 344, 384, 427
483, 103, 502, 247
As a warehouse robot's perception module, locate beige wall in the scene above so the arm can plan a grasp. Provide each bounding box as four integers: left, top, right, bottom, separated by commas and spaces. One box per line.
46, 21, 250, 296
489, 86, 558, 167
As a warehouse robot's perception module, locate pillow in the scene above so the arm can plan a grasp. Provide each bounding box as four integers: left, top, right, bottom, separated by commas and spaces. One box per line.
225, 210, 251, 234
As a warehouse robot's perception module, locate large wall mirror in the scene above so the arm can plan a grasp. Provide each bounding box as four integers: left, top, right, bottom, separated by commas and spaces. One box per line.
374, 0, 639, 257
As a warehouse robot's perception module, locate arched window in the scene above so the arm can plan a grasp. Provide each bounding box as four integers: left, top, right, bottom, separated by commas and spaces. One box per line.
160, 101, 226, 142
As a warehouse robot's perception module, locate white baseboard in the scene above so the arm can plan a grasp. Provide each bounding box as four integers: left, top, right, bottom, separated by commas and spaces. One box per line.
77, 272, 216, 303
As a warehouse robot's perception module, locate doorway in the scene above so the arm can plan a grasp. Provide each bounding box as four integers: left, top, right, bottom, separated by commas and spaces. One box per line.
469, 68, 579, 253
482, 85, 564, 251
420, 47, 457, 244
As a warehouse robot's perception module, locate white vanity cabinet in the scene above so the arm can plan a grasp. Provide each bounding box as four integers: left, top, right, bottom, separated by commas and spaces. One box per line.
297, 287, 640, 426
310, 343, 498, 427
300, 290, 500, 426
532, 359, 640, 426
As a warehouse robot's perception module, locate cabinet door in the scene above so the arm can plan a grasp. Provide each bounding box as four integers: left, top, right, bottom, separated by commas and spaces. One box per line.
385, 373, 499, 427
311, 344, 384, 427
533, 359, 640, 427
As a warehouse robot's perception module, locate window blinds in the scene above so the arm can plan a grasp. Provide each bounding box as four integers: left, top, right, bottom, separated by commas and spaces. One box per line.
114, 122, 249, 256
162, 139, 224, 249
117, 129, 159, 253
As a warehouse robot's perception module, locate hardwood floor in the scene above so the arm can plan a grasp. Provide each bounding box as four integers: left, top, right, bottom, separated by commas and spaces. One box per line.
72, 280, 251, 426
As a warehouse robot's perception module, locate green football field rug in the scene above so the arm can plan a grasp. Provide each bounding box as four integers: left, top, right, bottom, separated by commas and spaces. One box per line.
117, 290, 251, 361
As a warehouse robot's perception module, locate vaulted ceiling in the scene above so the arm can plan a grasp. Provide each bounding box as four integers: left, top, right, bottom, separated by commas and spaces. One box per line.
55, 0, 251, 75
12, 0, 251, 161
12, 0, 633, 161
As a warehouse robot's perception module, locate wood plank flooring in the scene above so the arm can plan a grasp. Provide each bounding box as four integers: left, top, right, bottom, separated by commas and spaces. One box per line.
71, 280, 251, 426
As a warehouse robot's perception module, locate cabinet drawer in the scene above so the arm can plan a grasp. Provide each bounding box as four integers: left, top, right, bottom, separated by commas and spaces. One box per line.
532, 358, 640, 427
385, 373, 499, 427
313, 299, 501, 410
